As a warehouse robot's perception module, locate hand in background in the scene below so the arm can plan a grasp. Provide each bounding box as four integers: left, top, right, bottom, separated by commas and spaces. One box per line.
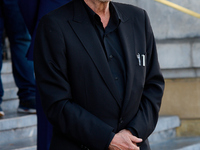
108, 129, 142, 150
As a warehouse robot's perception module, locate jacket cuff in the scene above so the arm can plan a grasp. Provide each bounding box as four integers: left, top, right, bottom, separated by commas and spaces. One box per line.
126, 127, 138, 137
105, 132, 115, 149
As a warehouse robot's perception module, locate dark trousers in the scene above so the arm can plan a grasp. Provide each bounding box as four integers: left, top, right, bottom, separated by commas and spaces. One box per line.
0, 0, 36, 104
18, 0, 71, 149
36, 89, 53, 150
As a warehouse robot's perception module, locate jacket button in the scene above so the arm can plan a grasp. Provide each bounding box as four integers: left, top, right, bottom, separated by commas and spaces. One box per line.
119, 117, 123, 124
81, 145, 90, 150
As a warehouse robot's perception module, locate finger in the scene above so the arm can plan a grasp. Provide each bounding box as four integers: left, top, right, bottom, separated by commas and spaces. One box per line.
132, 144, 140, 150
135, 144, 140, 150
127, 143, 140, 150
129, 135, 143, 143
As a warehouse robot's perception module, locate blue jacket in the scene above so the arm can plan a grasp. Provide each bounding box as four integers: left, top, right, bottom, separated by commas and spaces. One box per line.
18, 0, 71, 60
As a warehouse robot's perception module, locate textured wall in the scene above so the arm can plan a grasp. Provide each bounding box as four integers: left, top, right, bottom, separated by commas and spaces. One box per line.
114, 0, 200, 39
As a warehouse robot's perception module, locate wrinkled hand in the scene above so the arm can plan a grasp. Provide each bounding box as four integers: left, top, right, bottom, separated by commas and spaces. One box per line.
108, 129, 142, 150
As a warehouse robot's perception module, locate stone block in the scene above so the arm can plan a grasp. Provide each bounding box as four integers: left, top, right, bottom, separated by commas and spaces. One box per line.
14, 146, 37, 150
197, 69, 200, 77
0, 126, 37, 145
0, 114, 37, 131
177, 119, 200, 137
114, 0, 137, 5
2, 82, 18, 101
149, 128, 176, 144
1, 99, 19, 111
0, 136, 36, 150
161, 68, 200, 79
114, 0, 200, 39
2, 61, 12, 74
192, 43, 200, 67
150, 136, 200, 150
157, 43, 191, 69
149, 116, 180, 143
1, 73, 15, 84
160, 78, 200, 118
0, 113, 37, 145
3, 86, 18, 100
154, 116, 180, 132
160, 0, 200, 39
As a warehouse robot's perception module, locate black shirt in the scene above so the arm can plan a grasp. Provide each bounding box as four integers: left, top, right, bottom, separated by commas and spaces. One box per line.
83, 2, 126, 103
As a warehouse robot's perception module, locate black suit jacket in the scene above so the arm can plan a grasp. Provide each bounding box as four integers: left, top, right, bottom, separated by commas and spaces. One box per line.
34, 0, 165, 149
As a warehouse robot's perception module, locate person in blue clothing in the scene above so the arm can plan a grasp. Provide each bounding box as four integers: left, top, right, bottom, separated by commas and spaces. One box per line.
18, 0, 71, 149
0, 0, 36, 117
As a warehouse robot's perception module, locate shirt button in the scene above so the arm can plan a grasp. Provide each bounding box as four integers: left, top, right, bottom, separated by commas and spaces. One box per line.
109, 55, 113, 59
115, 77, 118, 80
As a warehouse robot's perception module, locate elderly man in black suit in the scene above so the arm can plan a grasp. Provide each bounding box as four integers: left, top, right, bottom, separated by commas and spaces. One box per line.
34, 0, 165, 149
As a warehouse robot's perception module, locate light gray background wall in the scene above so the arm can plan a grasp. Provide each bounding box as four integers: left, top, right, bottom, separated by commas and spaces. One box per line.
114, 0, 200, 78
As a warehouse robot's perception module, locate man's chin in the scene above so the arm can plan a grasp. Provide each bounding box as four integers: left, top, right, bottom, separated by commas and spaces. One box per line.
98, 0, 112, 2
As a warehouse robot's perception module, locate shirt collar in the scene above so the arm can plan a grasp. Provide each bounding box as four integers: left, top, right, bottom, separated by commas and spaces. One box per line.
83, 1, 121, 27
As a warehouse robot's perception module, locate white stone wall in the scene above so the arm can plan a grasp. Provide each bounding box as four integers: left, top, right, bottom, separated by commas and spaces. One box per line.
114, 0, 200, 78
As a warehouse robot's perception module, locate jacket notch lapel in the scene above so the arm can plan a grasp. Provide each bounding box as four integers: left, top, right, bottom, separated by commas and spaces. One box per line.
118, 20, 137, 111
68, 0, 122, 107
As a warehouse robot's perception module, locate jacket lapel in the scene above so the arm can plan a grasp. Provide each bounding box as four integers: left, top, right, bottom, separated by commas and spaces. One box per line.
115, 5, 137, 112
69, 0, 122, 107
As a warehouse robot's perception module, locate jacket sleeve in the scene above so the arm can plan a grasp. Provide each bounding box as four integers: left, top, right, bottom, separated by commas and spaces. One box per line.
34, 15, 114, 150
126, 10, 165, 142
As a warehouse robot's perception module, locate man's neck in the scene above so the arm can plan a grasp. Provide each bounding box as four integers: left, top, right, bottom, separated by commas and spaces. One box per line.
84, 0, 110, 28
